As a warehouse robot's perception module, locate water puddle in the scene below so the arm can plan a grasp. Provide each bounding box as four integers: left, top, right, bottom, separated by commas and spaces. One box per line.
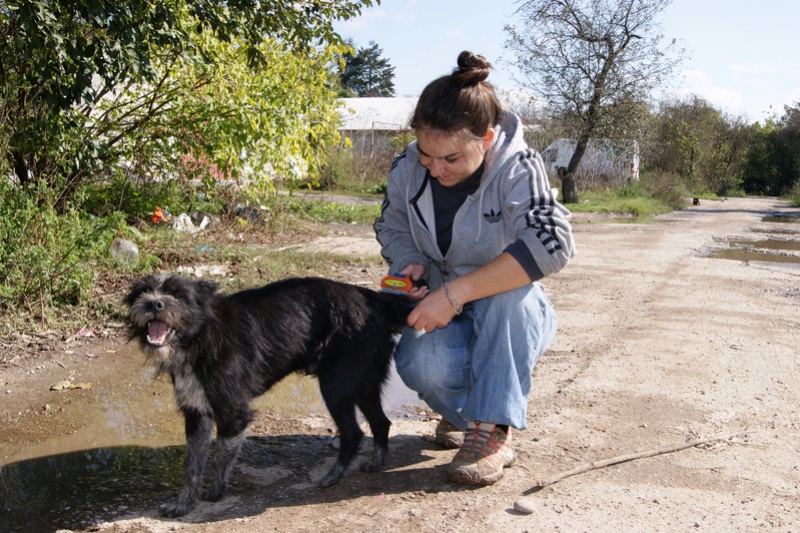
725, 238, 800, 252
762, 214, 800, 224
1, 446, 184, 531
710, 248, 800, 265
708, 214, 800, 265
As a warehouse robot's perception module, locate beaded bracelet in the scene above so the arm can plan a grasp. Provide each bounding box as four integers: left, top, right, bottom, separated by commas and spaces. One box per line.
441, 282, 463, 315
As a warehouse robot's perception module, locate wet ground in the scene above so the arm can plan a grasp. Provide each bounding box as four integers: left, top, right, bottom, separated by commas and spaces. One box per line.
706, 212, 800, 266
0, 340, 424, 533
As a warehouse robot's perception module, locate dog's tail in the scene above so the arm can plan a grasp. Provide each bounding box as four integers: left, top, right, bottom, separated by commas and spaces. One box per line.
373, 291, 416, 330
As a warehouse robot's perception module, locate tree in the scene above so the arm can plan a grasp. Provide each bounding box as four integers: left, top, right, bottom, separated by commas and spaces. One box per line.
0, 0, 378, 197
505, 0, 683, 202
337, 40, 396, 97
742, 102, 800, 195
0, 0, 377, 315
644, 96, 747, 196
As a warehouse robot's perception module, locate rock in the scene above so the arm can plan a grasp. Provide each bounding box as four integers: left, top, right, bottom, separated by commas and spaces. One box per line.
513, 497, 536, 514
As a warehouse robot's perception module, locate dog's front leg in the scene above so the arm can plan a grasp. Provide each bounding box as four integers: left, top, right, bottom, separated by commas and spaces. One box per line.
161, 412, 213, 518
203, 432, 245, 502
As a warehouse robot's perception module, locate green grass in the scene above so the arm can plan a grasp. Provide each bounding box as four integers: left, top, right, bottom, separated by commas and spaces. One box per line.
564, 188, 683, 219
268, 193, 381, 225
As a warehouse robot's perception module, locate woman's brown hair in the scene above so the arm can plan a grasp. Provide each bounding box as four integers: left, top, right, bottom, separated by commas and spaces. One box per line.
410, 51, 503, 139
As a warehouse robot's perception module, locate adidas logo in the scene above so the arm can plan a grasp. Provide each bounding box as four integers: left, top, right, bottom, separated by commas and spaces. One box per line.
483, 209, 502, 223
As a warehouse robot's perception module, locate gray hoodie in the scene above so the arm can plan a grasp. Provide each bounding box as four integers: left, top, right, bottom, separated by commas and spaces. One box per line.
374, 111, 575, 289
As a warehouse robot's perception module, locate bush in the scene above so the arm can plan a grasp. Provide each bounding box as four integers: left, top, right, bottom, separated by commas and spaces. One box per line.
0, 180, 128, 322
80, 175, 226, 222
316, 141, 361, 191
639, 170, 690, 210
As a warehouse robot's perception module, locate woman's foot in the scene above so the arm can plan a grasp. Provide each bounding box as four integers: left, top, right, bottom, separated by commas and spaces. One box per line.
435, 418, 464, 449
447, 422, 514, 485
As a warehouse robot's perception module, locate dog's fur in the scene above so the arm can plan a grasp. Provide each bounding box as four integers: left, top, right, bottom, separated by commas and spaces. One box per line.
125, 274, 412, 517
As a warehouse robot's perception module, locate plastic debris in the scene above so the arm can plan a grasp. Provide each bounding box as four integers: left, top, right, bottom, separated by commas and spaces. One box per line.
110, 238, 139, 265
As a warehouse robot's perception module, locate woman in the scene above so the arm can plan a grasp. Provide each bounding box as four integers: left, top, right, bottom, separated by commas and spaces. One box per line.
374, 51, 575, 485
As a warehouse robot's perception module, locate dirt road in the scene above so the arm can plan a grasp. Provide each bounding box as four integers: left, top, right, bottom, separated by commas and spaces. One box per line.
1, 196, 799, 532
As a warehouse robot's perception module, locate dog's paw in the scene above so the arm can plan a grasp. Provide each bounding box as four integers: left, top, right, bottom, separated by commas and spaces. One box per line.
160, 501, 192, 518
202, 487, 225, 502
359, 457, 385, 473
360, 447, 387, 473
318, 464, 346, 488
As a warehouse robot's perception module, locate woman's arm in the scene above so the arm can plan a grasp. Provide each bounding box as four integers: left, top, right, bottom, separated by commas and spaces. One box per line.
406, 252, 528, 333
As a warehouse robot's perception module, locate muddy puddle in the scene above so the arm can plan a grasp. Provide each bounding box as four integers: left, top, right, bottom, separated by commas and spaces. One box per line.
762, 214, 800, 224
707, 213, 800, 266
0, 344, 423, 532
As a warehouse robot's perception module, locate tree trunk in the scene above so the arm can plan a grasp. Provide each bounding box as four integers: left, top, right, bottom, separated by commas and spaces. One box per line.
13, 150, 30, 186
558, 166, 579, 204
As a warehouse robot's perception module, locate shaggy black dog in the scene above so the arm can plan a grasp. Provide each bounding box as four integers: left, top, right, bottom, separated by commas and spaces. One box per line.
124, 274, 413, 517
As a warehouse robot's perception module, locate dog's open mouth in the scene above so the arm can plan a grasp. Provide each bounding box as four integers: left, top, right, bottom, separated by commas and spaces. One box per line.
146, 320, 173, 347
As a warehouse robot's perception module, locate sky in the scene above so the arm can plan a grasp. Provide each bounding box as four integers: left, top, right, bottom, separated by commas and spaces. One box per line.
334, 0, 800, 124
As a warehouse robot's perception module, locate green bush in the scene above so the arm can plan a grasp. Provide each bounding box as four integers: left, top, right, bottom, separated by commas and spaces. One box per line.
80, 175, 225, 222
0, 180, 128, 321
268, 194, 380, 225
639, 170, 690, 210
316, 141, 361, 191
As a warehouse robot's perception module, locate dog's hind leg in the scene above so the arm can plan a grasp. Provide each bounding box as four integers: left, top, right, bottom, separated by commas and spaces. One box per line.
161, 412, 213, 518
356, 394, 391, 473
203, 432, 246, 502
317, 378, 364, 488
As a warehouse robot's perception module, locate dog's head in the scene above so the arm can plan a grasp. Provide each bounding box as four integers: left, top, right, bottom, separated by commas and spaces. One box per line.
124, 274, 219, 364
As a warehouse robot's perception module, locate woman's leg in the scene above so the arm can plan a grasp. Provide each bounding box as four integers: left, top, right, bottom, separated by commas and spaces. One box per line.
395, 282, 557, 431
394, 315, 474, 430
461, 282, 557, 429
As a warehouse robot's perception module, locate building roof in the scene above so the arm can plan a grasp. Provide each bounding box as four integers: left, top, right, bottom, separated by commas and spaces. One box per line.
338, 97, 418, 131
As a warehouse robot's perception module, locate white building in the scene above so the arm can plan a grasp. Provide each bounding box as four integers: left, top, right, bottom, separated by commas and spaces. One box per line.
338, 97, 417, 156
541, 138, 640, 185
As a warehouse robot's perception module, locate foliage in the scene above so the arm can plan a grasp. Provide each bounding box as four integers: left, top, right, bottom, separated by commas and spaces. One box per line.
565, 174, 683, 217
317, 139, 361, 190
637, 169, 690, 209
272, 195, 381, 225
0, 0, 377, 195
0, 180, 128, 321
742, 102, 800, 196
312, 130, 411, 194
643, 96, 746, 196
0, 0, 378, 323
89, 34, 347, 195
336, 39, 396, 97
79, 175, 225, 222
505, 0, 683, 181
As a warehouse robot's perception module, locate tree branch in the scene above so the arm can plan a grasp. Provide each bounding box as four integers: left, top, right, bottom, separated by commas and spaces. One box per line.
523, 431, 753, 495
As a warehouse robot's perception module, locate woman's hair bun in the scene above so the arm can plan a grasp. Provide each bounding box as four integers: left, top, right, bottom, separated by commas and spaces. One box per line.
452, 51, 491, 86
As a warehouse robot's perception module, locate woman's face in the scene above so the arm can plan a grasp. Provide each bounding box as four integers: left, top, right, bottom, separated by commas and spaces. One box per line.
416, 128, 495, 187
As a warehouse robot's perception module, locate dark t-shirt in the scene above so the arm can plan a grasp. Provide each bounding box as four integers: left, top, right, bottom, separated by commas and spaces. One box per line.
430, 161, 485, 256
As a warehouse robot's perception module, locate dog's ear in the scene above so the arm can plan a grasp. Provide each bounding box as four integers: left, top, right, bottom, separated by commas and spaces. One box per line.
196, 279, 219, 297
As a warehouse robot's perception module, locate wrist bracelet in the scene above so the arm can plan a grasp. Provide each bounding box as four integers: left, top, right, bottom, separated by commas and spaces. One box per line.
441, 282, 463, 315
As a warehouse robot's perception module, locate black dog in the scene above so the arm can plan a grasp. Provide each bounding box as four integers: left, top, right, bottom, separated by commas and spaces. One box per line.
124, 274, 413, 517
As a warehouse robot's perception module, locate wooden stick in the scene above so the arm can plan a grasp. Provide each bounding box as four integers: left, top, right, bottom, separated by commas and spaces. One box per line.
523, 431, 751, 495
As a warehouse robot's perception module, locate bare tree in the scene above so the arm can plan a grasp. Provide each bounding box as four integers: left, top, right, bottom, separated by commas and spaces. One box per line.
505, 0, 683, 202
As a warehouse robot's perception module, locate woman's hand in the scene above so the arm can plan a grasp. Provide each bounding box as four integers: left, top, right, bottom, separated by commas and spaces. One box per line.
406, 288, 458, 333
403, 252, 534, 333
399, 264, 429, 301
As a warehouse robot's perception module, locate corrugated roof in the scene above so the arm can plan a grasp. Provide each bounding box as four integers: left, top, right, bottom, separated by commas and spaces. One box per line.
338, 97, 417, 131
